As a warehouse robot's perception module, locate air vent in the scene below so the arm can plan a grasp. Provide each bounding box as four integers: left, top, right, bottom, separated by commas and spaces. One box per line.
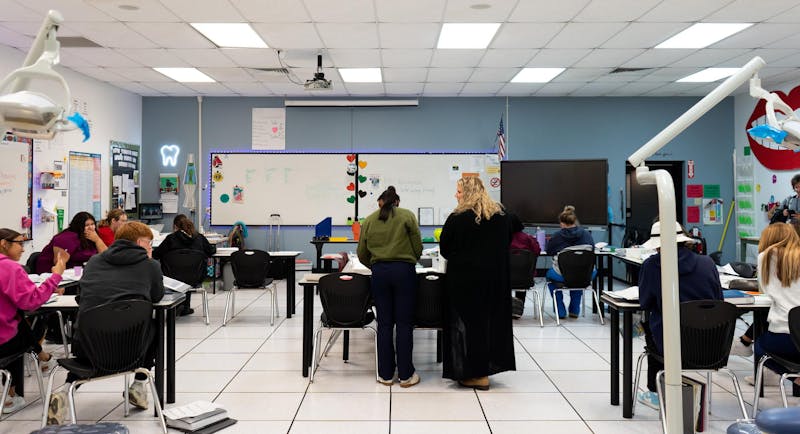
58, 36, 102, 48
251, 67, 289, 74
610, 67, 652, 74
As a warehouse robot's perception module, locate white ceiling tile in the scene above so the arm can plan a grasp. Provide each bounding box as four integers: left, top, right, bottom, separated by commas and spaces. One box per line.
378, 23, 439, 49
0, 1, 47, 21
108, 81, 163, 95
601, 23, 686, 49
138, 81, 193, 93
573, 49, 645, 67
546, 23, 628, 49
443, 0, 517, 21
252, 23, 323, 50
423, 82, 465, 95
61, 22, 158, 49
430, 50, 484, 68
384, 82, 424, 95
229, 0, 311, 22
265, 82, 308, 95
498, 83, 541, 96
491, 23, 564, 49
762, 52, 800, 68
638, 0, 733, 22
668, 49, 749, 68
527, 49, 591, 67
459, 82, 504, 95
183, 82, 232, 95
86, 0, 180, 21
756, 67, 797, 79
220, 48, 281, 68
724, 49, 794, 67
343, 83, 386, 95
570, 81, 627, 96
574, 0, 660, 22
280, 51, 329, 68
62, 47, 143, 67
381, 49, 432, 68
534, 82, 584, 96
382, 68, 428, 82
248, 69, 297, 83
713, 23, 799, 49
763, 70, 800, 89
706, 0, 798, 22
316, 23, 379, 48
22, 0, 113, 21
479, 49, 537, 67
70, 67, 128, 82
221, 81, 272, 95
304, 0, 375, 22
169, 49, 237, 67
160, 0, 244, 22
113, 67, 173, 81
638, 67, 701, 82
200, 67, 255, 81
375, 0, 445, 22
508, 0, 590, 22
469, 68, 517, 82
553, 68, 613, 81
119, 49, 189, 67
126, 22, 214, 49
608, 82, 667, 96
767, 4, 800, 22
426, 68, 473, 82
622, 49, 691, 68
0, 24, 32, 48
328, 49, 381, 67
591, 70, 654, 82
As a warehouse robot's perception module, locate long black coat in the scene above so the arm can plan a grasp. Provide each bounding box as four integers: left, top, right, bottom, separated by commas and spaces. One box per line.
440, 210, 515, 380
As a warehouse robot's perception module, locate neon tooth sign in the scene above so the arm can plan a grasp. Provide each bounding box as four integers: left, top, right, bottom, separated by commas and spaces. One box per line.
160, 145, 180, 167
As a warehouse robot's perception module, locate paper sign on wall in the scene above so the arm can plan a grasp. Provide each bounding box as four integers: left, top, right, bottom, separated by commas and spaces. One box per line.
703, 198, 723, 225
686, 184, 703, 198
252, 108, 286, 150
703, 184, 720, 198
687, 206, 700, 223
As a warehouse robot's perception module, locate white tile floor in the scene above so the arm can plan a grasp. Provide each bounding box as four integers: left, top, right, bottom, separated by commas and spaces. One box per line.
3, 276, 799, 433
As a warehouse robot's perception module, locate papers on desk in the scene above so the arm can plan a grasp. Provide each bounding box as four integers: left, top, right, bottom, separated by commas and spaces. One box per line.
718, 263, 740, 276
723, 289, 755, 305
606, 286, 639, 302
163, 400, 222, 420
28, 273, 77, 284
215, 247, 238, 256
163, 276, 191, 293
43, 293, 58, 304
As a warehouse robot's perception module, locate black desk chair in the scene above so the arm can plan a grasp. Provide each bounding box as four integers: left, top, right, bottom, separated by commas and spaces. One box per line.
25, 251, 41, 274
0, 350, 45, 420
310, 273, 377, 383
224, 250, 278, 326
42, 300, 166, 432
510, 249, 542, 326
414, 271, 446, 363
632, 300, 747, 429
160, 249, 210, 325
547, 249, 603, 326
753, 305, 800, 416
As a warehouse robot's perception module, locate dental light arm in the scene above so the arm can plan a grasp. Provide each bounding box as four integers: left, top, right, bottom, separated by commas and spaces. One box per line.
0, 10, 88, 141
628, 56, 765, 434
748, 76, 800, 148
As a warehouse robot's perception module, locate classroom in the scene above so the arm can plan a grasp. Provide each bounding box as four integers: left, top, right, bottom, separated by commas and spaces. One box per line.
1, 1, 800, 433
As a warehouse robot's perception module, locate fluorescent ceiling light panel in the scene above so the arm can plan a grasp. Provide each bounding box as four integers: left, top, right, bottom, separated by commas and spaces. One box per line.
154, 67, 215, 83
656, 23, 752, 49
339, 68, 382, 83
676, 68, 740, 83
190, 23, 268, 48
511, 68, 565, 83
437, 23, 501, 49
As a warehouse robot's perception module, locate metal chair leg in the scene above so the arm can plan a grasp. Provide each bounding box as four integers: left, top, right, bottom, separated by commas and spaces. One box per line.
139, 368, 168, 434
655, 370, 668, 434
55, 310, 69, 356
123, 374, 129, 417
367, 326, 379, 383
707, 371, 713, 419
551, 288, 562, 326
752, 355, 771, 418
67, 381, 79, 424
721, 368, 749, 420
0, 369, 11, 422
632, 350, 648, 415
310, 326, 323, 382
537, 290, 544, 327
41, 365, 61, 428
222, 287, 235, 326
273, 283, 280, 317
591, 288, 605, 325
195, 287, 209, 325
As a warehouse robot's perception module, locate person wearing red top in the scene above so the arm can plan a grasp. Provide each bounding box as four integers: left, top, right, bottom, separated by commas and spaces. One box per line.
97, 209, 128, 247
509, 214, 540, 319
0, 228, 68, 414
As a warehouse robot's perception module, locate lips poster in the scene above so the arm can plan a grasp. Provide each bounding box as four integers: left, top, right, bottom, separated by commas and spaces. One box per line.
746, 84, 800, 170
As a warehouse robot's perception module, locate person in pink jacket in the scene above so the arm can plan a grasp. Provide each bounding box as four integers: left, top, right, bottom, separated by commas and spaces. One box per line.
0, 228, 68, 414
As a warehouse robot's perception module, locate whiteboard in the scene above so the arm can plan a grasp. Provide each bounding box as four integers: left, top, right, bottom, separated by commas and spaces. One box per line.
210, 153, 354, 225
357, 154, 500, 225
0, 135, 33, 238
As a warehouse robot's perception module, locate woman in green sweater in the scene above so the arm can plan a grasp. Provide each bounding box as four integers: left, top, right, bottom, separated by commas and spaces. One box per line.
357, 186, 423, 387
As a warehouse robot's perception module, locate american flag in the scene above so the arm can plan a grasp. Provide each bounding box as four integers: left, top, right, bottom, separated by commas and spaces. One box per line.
496, 116, 507, 160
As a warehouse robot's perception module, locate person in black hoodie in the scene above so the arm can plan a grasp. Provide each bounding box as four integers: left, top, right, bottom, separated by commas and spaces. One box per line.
545, 205, 595, 319
47, 221, 164, 425
153, 214, 216, 316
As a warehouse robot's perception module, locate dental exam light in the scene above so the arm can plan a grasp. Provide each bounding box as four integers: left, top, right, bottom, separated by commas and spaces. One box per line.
748, 76, 800, 149
628, 56, 765, 433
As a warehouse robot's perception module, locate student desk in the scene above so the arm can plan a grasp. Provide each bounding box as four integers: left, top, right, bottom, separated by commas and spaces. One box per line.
34, 293, 185, 413
311, 239, 439, 272
601, 293, 770, 419
212, 250, 303, 318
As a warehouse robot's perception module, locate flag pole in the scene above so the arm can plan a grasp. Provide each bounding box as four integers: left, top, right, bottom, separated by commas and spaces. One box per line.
505, 97, 509, 160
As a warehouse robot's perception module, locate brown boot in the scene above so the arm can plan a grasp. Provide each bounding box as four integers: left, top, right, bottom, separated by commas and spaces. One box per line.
459, 376, 489, 391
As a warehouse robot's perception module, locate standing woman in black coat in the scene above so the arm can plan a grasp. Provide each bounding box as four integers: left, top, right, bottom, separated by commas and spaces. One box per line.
440, 176, 515, 390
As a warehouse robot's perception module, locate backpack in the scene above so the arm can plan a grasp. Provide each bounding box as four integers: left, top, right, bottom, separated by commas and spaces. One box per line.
552, 244, 593, 276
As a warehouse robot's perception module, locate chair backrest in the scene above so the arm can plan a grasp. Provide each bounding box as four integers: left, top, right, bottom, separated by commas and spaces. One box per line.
318, 272, 372, 328
230, 249, 271, 287
76, 300, 153, 376
788, 306, 800, 353
679, 300, 739, 370
556, 249, 595, 287
509, 249, 536, 290
25, 251, 41, 274
415, 272, 446, 328
159, 249, 207, 287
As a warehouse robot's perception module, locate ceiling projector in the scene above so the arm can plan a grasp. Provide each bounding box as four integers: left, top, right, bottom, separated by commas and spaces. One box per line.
304, 54, 332, 91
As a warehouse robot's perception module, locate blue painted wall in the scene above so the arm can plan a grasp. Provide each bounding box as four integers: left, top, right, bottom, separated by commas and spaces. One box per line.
142, 96, 736, 264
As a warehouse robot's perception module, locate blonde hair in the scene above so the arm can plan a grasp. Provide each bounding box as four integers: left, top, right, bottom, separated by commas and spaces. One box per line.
454, 176, 503, 224
115, 221, 153, 242
759, 223, 800, 286
99, 208, 126, 228
559, 205, 578, 225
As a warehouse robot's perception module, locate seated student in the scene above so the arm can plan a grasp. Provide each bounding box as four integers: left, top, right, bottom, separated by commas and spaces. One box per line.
545, 205, 594, 319
637, 221, 723, 410
36, 211, 107, 273
152, 214, 216, 316
0, 229, 67, 413
47, 221, 164, 425
96, 208, 128, 247
509, 213, 540, 319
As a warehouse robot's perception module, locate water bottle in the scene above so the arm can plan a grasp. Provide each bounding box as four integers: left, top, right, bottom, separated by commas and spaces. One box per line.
536, 226, 546, 250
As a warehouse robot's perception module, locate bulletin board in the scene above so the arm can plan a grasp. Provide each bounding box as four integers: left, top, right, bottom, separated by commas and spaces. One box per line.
110, 141, 140, 216
68, 151, 101, 220
0, 133, 33, 238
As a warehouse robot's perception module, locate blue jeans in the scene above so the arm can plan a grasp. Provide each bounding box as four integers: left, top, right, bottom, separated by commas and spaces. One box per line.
546, 268, 597, 317
370, 261, 417, 381
754, 330, 800, 375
